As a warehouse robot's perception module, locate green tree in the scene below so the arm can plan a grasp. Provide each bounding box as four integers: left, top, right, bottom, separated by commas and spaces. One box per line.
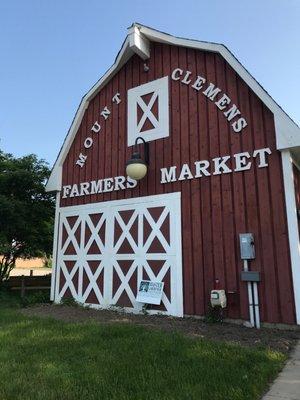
0, 150, 55, 283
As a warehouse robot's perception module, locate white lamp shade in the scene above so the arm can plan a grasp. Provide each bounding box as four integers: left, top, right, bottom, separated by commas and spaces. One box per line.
126, 162, 148, 180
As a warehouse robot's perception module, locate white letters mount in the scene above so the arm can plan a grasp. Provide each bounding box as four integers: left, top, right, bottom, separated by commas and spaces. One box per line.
75, 92, 122, 168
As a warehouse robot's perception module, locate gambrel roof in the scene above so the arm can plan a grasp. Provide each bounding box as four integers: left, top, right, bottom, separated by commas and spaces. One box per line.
46, 23, 300, 192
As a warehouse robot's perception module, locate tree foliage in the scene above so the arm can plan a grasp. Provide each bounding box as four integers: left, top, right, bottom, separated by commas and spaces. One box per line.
0, 150, 55, 282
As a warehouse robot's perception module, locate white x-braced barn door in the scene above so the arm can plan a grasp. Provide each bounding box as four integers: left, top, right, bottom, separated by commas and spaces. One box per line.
54, 192, 183, 317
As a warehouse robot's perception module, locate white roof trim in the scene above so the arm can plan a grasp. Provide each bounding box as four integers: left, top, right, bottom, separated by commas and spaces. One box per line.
128, 25, 150, 60
46, 23, 300, 192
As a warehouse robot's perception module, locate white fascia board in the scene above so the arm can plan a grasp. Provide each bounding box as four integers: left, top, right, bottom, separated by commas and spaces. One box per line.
281, 150, 300, 324
291, 149, 300, 171
46, 165, 62, 192
137, 24, 300, 150
46, 30, 152, 193
45, 99, 89, 192
128, 26, 150, 60
46, 37, 131, 192
50, 191, 61, 301
274, 113, 300, 149
217, 46, 300, 150
47, 23, 300, 192
136, 24, 219, 52
86, 38, 133, 101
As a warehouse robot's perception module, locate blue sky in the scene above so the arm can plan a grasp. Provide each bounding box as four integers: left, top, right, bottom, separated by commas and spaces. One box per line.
0, 0, 299, 166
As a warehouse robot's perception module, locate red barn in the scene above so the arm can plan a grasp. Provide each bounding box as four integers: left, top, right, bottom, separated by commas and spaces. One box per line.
46, 24, 300, 326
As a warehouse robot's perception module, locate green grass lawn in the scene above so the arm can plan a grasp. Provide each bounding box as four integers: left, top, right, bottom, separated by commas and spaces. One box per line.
0, 294, 286, 400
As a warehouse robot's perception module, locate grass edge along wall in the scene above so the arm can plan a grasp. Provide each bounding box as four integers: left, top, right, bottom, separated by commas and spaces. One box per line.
46, 23, 300, 325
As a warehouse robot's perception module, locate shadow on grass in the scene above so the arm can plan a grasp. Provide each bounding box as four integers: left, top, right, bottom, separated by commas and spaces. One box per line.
0, 304, 286, 400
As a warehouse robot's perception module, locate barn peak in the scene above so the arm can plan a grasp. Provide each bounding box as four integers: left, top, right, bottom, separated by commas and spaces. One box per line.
46, 23, 300, 192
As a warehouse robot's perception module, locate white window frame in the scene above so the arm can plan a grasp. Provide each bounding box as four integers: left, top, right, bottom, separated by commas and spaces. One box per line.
127, 76, 169, 146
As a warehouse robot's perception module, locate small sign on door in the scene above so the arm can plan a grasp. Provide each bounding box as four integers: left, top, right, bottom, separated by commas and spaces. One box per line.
136, 280, 164, 305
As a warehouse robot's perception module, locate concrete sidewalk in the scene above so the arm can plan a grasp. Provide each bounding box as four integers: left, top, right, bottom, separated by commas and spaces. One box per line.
263, 342, 300, 400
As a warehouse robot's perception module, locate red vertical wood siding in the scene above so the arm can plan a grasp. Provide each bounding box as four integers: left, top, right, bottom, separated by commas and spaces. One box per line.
60, 42, 296, 324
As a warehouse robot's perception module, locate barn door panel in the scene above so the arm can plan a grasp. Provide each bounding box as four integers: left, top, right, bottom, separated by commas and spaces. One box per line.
55, 193, 183, 317
57, 209, 109, 305
110, 202, 177, 314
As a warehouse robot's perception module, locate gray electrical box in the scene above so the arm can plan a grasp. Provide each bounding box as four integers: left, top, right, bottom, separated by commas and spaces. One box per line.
241, 271, 260, 282
239, 233, 255, 260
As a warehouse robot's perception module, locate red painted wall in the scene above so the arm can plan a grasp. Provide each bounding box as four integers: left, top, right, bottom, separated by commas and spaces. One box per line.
60, 42, 295, 324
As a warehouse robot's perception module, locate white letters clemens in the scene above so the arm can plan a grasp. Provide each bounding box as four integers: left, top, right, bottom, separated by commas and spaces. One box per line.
160, 148, 272, 184
171, 68, 247, 133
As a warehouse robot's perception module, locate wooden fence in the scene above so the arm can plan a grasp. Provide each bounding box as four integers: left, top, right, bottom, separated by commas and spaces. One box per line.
3, 274, 51, 298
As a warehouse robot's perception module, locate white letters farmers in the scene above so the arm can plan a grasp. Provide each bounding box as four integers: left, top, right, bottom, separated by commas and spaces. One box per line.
62, 175, 137, 199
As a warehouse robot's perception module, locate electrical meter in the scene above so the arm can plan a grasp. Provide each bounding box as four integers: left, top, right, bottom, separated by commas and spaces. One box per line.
210, 290, 227, 308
